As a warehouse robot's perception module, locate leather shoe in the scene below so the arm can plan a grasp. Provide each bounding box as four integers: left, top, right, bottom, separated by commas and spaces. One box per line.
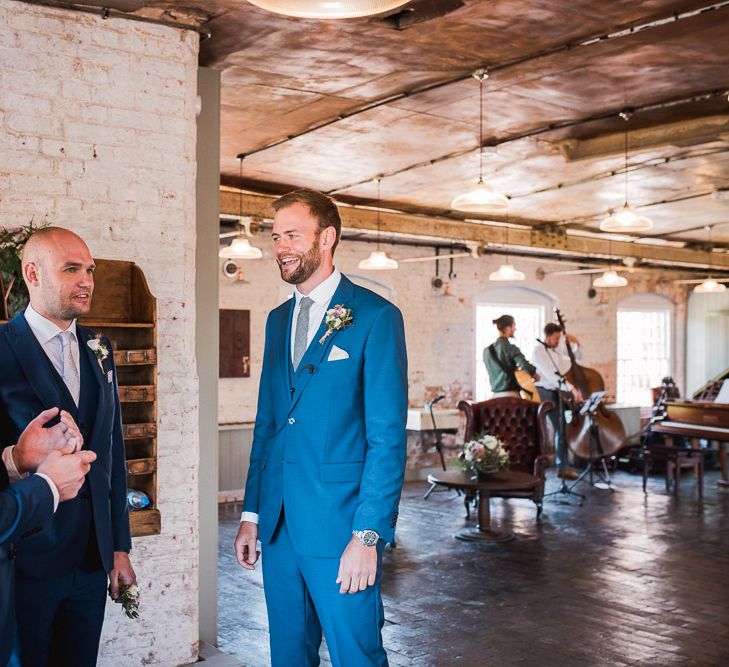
557, 468, 580, 480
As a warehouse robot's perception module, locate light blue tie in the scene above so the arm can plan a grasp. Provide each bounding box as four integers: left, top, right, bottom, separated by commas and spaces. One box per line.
59, 330, 80, 406
293, 297, 313, 371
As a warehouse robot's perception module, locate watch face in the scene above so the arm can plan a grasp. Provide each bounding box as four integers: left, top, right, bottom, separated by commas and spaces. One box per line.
361, 530, 379, 547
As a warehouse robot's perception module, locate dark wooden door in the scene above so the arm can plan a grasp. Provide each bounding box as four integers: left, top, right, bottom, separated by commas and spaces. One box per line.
220, 309, 251, 378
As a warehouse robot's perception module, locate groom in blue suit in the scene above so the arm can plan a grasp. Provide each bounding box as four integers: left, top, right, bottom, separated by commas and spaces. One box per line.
235, 189, 408, 666
0, 227, 136, 666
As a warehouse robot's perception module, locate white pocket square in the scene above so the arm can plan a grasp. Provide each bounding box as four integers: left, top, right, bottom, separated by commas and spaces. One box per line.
328, 345, 349, 362
107, 370, 113, 384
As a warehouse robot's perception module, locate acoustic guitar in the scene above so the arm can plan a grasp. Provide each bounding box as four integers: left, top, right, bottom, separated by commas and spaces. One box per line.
515, 369, 540, 404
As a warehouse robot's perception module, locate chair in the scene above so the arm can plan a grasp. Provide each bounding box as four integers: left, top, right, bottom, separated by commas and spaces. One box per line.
643, 380, 704, 500
458, 397, 554, 519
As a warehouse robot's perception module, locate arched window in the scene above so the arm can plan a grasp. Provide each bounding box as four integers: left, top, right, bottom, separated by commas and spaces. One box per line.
616, 293, 674, 406
475, 286, 555, 400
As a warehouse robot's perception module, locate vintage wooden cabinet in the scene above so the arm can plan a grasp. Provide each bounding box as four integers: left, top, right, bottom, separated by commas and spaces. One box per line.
80, 259, 160, 537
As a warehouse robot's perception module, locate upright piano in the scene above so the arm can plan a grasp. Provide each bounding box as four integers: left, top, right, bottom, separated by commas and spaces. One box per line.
652, 368, 729, 487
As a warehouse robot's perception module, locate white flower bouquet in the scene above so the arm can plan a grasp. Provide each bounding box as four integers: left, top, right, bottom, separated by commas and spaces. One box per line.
459, 433, 510, 476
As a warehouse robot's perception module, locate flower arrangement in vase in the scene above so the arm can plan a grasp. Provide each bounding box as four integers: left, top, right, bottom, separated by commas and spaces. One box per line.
459, 433, 510, 480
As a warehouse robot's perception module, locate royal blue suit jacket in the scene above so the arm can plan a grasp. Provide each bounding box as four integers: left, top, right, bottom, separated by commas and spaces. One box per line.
1, 462, 54, 666
0, 314, 131, 579
243, 275, 408, 557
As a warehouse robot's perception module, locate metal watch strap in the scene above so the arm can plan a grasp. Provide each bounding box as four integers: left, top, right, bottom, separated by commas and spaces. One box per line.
353, 529, 379, 547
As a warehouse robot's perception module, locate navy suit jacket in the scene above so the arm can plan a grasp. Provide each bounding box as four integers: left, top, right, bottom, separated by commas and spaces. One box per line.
0, 314, 130, 579
0, 462, 54, 665
243, 275, 408, 557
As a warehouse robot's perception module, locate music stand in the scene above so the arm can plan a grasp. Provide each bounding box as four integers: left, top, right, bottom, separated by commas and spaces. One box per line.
567, 390, 615, 492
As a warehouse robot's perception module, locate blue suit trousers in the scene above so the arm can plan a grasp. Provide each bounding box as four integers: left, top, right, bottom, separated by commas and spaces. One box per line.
262, 514, 388, 667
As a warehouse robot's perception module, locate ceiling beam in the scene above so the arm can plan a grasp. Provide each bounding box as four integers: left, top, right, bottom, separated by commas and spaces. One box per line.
220, 189, 729, 271
558, 115, 729, 161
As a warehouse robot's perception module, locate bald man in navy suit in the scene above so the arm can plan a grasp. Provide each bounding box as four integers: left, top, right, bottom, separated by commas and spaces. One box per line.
0, 227, 135, 666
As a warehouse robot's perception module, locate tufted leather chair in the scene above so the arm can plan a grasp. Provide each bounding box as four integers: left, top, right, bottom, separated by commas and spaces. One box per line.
458, 397, 554, 519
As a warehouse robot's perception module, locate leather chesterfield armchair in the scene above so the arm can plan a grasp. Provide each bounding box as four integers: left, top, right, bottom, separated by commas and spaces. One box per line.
458, 396, 554, 519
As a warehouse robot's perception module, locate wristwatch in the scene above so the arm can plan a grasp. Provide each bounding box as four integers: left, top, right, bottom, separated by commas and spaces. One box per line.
352, 529, 379, 547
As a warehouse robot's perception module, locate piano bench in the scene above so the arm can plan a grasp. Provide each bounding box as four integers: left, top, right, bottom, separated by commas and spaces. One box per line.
642, 446, 704, 501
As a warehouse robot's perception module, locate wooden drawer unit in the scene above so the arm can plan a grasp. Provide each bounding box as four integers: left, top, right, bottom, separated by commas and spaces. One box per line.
123, 423, 157, 439
126, 458, 157, 475
80, 259, 160, 538
114, 349, 157, 366
119, 385, 155, 403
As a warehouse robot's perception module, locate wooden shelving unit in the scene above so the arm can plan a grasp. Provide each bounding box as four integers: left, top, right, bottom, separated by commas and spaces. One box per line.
80, 259, 160, 538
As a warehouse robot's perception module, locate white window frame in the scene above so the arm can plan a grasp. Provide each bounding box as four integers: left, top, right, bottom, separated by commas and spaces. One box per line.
474, 287, 554, 401
616, 293, 674, 407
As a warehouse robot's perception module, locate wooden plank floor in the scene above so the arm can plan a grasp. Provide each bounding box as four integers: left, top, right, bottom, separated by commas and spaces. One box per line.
217, 471, 729, 666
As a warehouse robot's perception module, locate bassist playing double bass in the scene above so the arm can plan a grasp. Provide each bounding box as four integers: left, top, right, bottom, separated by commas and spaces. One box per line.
556, 309, 627, 480
532, 323, 583, 479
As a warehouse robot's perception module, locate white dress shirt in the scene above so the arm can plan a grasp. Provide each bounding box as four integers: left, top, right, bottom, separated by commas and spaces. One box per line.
241, 269, 342, 525
289, 268, 342, 364
532, 337, 582, 391
0, 305, 81, 511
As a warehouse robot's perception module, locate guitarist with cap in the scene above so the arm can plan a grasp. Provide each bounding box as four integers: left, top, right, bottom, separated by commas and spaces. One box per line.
483, 314, 540, 398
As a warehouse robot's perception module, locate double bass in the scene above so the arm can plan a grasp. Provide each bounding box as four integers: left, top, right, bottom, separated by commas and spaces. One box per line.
555, 309, 626, 461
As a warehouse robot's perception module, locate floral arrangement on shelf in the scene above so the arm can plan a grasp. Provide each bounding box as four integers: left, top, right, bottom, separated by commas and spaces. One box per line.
0, 221, 45, 320
459, 433, 510, 477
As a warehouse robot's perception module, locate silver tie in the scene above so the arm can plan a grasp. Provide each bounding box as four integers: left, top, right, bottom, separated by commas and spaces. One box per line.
59, 330, 80, 406
293, 297, 313, 372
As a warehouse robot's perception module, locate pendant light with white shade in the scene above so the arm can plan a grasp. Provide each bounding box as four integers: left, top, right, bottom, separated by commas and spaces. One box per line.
245, 0, 411, 19
219, 156, 263, 260
451, 69, 509, 213
489, 225, 525, 282
592, 269, 628, 288
694, 225, 727, 293
599, 129, 653, 233
592, 237, 627, 288
358, 178, 398, 270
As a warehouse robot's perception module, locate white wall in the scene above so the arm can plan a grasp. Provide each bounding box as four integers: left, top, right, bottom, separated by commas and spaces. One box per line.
219, 228, 691, 429
0, 2, 200, 664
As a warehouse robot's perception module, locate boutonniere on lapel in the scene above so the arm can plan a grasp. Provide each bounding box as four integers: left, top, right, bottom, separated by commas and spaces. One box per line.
87, 334, 110, 374
319, 304, 353, 344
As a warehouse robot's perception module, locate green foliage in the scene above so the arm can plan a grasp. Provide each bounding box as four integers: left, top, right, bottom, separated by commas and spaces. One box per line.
0, 221, 46, 319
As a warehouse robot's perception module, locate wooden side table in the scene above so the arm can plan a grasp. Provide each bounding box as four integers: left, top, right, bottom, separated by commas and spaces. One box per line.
426, 470, 540, 542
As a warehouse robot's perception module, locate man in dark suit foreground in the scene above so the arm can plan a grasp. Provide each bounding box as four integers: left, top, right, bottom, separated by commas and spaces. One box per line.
0, 227, 135, 666
2, 407, 94, 667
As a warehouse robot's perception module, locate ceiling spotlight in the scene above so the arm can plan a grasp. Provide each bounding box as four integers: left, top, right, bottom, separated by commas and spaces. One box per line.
489, 263, 525, 282
694, 278, 727, 293
451, 69, 508, 213
599, 130, 653, 233
593, 270, 628, 288
451, 179, 509, 211
358, 177, 398, 271
219, 235, 263, 260
600, 204, 653, 233
693, 226, 725, 293
244, 0, 411, 19
219, 157, 263, 260
358, 250, 399, 270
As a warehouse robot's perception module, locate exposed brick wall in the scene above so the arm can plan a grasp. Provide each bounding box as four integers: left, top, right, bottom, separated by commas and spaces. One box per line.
0, 2, 199, 664
219, 231, 690, 457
